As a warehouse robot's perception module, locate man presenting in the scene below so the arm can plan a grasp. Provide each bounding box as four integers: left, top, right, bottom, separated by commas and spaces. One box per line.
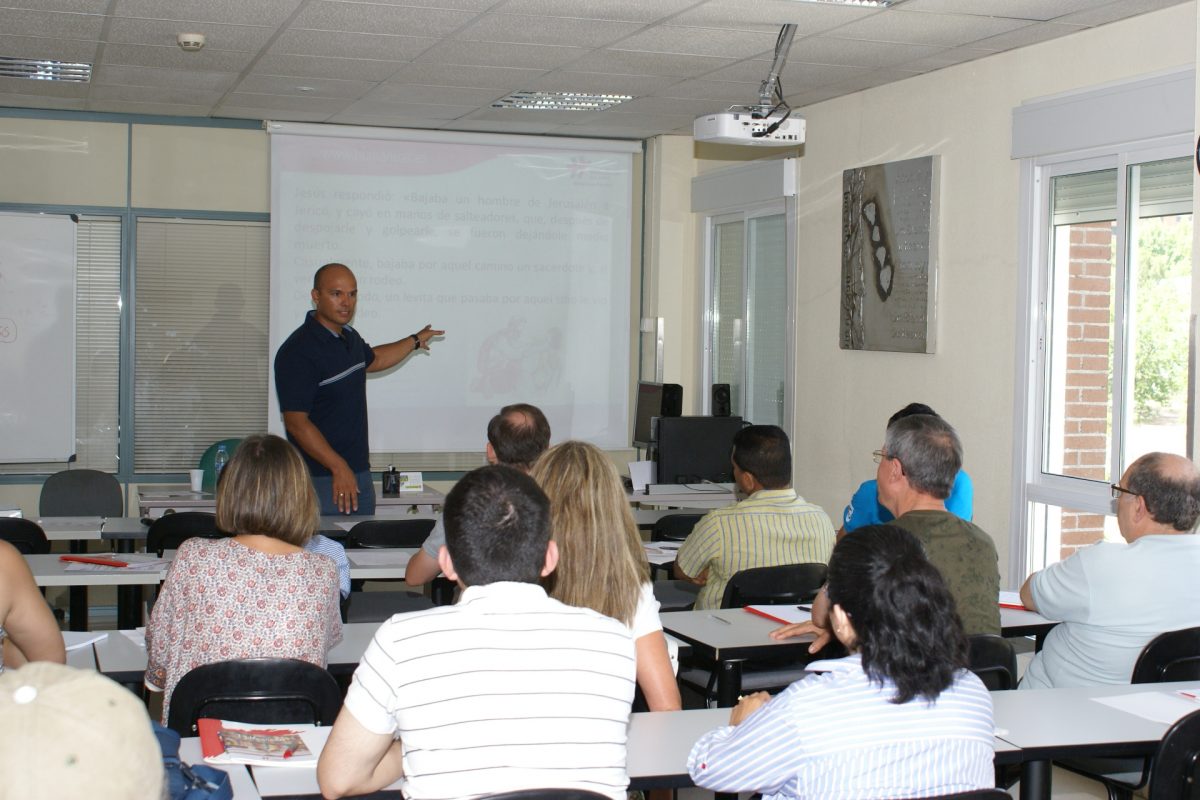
275, 263, 443, 514
317, 465, 636, 800
1019, 452, 1200, 689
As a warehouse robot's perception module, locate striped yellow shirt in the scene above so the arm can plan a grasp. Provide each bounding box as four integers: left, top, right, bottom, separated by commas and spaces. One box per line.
675, 488, 836, 610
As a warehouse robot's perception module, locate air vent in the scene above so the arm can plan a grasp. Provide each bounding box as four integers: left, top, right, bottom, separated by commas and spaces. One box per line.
0, 56, 92, 82
492, 91, 632, 112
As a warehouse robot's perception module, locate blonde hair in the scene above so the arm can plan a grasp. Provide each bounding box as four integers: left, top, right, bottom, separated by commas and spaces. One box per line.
215, 434, 319, 546
530, 441, 648, 626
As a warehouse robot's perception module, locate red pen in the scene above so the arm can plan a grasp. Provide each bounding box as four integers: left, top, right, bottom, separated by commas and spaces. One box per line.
59, 555, 129, 568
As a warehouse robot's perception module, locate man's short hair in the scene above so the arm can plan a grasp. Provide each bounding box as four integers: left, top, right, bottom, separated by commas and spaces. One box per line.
486, 403, 551, 470
887, 402, 939, 428
444, 464, 551, 586
313, 262, 349, 290
884, 414, 962, 500
731, 425, 792, 489
1127, 453, 1200, 531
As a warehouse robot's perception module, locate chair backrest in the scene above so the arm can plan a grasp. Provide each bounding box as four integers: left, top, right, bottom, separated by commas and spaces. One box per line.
651, 513, 704, 542
197, 438, 243, 492
165, 658, 343, 736
1133, 627, 1200, 684
1149, 708, 1200, 800
39, 469, 123, 517
722, 562, 828, 608
967, 633, 1018, 691
146, 512, 226, 556
911, 791, 1013, 800
346, 519, 436, 549
0, 518, 50, 555
479, 790, 614, 800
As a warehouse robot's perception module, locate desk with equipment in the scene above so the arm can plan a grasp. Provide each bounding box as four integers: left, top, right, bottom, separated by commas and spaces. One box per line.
138, 485, 445, 519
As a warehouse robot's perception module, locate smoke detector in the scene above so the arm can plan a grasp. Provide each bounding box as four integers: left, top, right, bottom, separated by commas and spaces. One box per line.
176, 33, 206, 52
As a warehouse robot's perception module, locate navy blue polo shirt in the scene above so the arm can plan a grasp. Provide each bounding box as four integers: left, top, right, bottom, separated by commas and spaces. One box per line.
274, 310, 375, 476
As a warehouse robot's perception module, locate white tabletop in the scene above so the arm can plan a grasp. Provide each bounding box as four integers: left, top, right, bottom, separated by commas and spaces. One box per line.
26, 553, 170, 586
627, 485, 736, 509
660, 606, 816, 657
179, 738, 262, 800
36, 516, 105, 541
347, 548, 416, 579
140, 485, 445, 518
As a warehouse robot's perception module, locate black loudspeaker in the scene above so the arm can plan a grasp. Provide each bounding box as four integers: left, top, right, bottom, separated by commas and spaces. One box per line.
712, 384, 731, 417
661, 383, 683, 417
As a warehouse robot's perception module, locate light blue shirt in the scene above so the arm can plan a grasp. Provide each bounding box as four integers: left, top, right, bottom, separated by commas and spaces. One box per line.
688, 655, 994, 800
306, 533, 351, 598
843, 470, 974, 532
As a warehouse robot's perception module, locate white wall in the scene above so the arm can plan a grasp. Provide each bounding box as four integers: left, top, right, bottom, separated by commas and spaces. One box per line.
666, 2, 1198, 583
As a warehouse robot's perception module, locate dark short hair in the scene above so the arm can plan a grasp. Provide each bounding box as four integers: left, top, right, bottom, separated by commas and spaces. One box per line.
444, 465, 551, 586
1128, 453, 1200, 532
731, 425, 791, 489
312, 262, 350, 290
887, 402, 939, 428
215, 434, 318, 546
826, 524, 968, 704
486, 403, 551, 470
883, 414, 962, 500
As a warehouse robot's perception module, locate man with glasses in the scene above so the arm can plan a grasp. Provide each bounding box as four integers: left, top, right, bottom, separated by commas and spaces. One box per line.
1018, 452, 1200, 689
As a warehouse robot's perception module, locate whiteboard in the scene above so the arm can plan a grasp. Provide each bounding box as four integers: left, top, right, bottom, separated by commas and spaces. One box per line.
0, 212, 76, 462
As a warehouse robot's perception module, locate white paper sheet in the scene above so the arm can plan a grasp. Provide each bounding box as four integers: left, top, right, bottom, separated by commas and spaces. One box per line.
61, 631, 108, 650
348, 551, 411, 567
1093, 691, 1200, 725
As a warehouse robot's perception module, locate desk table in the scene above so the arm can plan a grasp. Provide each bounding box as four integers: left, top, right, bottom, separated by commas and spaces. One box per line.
28, 553, 168, 630
627, 486, 736, 509
139, 486, 444, 519
999, 606, 1058, 650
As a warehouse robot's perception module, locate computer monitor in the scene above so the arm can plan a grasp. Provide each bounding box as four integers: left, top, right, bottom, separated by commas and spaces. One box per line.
632, 381, 664, 448
655, 416, 745, 485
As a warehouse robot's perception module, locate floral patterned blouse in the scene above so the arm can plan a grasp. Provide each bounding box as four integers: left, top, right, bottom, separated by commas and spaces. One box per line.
146, 536, 343, 722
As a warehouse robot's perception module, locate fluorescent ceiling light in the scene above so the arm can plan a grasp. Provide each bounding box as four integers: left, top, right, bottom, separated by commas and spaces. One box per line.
492, 91, 633, 111
0, 56, 92, 82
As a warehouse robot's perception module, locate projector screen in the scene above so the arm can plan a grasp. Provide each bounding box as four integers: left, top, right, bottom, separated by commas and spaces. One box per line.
267, 124, 637, 454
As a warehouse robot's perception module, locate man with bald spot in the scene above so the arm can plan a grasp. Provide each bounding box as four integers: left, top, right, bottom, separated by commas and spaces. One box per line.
275, 262, 444, 515
1019, 452, 1200, 689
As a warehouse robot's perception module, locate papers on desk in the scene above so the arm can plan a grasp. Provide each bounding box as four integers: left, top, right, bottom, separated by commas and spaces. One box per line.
998, 590, 1028, 610
643, 543, 680, 566
62, 555, 169, 572
62, 630, 108, 651
744, 605, 813, 625
121, 627, 147, 648
348, 550, 409, 566
37, 516, 104, 531
1093, 691, 1200, 725
198, 720, 322, 768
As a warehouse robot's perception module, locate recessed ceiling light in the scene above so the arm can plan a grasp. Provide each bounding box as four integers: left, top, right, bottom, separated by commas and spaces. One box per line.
492, 91, 633, 112
0, 56, 92, 82
296, 86, 316, 93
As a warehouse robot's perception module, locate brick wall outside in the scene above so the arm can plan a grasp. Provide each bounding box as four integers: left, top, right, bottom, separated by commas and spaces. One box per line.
1057, 222, 1114, 559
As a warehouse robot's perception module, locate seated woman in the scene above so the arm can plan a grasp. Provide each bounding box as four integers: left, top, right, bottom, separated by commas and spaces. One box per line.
531, 441, 681, 711
0, 539, 66, 671
146, 434, 343, 722
688, 524, 994, 799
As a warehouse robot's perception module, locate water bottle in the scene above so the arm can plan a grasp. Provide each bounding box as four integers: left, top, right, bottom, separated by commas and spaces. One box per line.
214, 444, 229, 486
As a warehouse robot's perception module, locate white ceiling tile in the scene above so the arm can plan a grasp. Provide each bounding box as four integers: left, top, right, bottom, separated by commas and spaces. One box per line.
219, 106, 331, 121
252, 53, 405, 82
101, 42, 257, 71
1054, 0, 1187, 27
104, 18, 274, 51
0, 9, 104, 39
786, 36, 944, 68
233, 74, 376, 98
441, 118, 567, 134
554, 122, 660, 139
894, 46, 996, 72
565, 49, 736, 77
0, 91, 86, 109
459, 105, 590, 122
571, 109, 696, 130
614, 95, 722, 115
329, 113, 443, 127
671, 0, 879, 33
520, 71, 679, 95
0, 35, 100, 63
113, 0, 304, 26
363, 82, 501, 104
326, 0, 501, 11
0, 75, 90, 98
695, 58, 777, 83
828, 10, 1032, 46
658, 78, 762, 103
1, 0, 109, 11
269, 29, 436, 61
899, 0, 1107, 20
339, 98, 475, 118
410, 39, 584, 70
386, 62, 547, 88
87, 98, 213, 115
613, 24, 778, 59
89, 83, 224, 105
221, 92, 355, 113
453, 13, 645, 47
968, 22, 1088, 51
499, 0, 696, 22
94, 64, 239, 91
786, 86, 843, 108
289, 1, 477, 36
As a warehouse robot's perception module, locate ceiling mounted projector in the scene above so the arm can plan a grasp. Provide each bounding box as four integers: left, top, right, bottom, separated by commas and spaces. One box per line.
694, 24, 805, 148
694, 108, 805, 146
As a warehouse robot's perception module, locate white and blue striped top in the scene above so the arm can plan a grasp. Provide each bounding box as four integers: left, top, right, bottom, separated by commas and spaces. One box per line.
688, 654, 994, 800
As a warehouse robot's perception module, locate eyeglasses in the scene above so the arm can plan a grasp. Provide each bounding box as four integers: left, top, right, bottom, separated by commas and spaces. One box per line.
872, 449, 888, 464
1111, 483, 1139, 500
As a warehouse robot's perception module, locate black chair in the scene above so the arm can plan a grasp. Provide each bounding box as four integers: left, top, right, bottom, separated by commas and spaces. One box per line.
911, 792, 1012, 800
344, 518, 436, 623
480, 791, 613, 800
0, 518, 50, 555
651, 513, 704, 542
166, 658, 343, 737
1148, 708, 1200, 800
346, 518, 435, 549
648, 513, 706, 606
968, 634, 1018, 691
146, 512, 226, 555
680, 563, 829, 703
1059, 626, 1200, 800
39, 468, 123, 517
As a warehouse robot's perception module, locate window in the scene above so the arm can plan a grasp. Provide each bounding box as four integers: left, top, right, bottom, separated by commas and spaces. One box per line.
1021, 150, 1193, 571
707, 209, 791, 427
133, 218, 269, 473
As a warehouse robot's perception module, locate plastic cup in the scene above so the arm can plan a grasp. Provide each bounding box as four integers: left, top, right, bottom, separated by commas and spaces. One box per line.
188, 469, 205, 492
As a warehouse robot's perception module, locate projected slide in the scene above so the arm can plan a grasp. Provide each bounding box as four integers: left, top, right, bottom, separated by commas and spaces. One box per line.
268, 127, 635, 453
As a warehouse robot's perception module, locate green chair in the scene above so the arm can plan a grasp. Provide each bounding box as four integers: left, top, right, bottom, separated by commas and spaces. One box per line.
197, 438, 243, 492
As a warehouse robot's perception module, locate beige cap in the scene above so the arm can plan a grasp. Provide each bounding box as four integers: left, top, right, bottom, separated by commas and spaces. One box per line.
0, 662, 164, 800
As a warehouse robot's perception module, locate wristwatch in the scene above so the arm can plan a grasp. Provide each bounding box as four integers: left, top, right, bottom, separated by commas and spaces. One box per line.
410, 333, 421, 349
